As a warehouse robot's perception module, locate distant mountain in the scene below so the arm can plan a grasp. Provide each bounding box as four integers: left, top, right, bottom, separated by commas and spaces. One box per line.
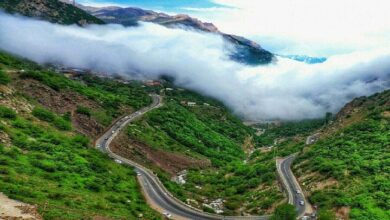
0, 0, 104, 25
281, 54, 327, 64
82, 5, 274, 65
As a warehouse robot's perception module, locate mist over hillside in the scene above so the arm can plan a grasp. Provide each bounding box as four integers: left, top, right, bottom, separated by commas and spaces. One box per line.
0, 12, 389, 120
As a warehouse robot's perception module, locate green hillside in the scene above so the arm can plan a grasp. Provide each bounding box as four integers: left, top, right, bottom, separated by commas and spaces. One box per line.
294, 91, 390, 219
0, 0, 104, 25
0, 52, 159, 219
118, 88, 289, 215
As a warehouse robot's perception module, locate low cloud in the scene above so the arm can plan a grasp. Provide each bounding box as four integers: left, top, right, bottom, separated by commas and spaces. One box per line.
0, 12, 389, 120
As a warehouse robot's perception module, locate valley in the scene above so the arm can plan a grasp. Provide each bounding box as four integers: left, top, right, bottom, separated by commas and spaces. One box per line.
0, 1, 389, 220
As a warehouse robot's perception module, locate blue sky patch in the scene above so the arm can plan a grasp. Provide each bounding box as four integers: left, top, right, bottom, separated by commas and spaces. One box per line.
79, 0, 226, 12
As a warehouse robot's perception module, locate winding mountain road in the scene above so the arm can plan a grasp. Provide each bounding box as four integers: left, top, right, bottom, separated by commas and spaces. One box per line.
95, 94, 310, 219
277, 155, 313, 219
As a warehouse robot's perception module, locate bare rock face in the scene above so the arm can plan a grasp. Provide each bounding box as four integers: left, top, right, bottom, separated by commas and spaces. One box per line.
111, 132, 211, 175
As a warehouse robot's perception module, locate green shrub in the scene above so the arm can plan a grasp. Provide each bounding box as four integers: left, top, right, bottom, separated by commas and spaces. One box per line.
76, 106, 91, 117
32, 107, 55, 122
0, 106, 16, 119
318, 209, 336, 220
271, 204, 296, 220
0, 69, 11, 85
202, 205, 216, 213
53, 117, 72, 131
32, 107, 71, 130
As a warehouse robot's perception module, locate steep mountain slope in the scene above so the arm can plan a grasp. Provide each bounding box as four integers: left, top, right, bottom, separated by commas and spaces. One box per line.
294, 90, 390, 219
0, 52, 160, 219
0, 0, 104, 25
83, 5, 274, 65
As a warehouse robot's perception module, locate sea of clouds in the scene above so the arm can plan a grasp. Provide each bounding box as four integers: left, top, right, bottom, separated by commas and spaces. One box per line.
0, 12, 389, 120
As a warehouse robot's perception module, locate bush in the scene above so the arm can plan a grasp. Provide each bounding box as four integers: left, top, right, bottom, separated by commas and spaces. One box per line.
32, 107, 71, 130
53, 117, 72, 131
202, 205, 216, 213
32, 107, 55, 122
318, 209, 336, 220
0, 106, 16, 119
76, 106, 91, 117
85, 182, 102, 192
0, 69, 11, 85
271, 204, 296, 220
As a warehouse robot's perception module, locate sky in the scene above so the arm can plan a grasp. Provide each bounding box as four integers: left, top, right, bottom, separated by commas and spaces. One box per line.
79, 0, 390, 57
1, 12, 389, 121
78, 0, 224, 11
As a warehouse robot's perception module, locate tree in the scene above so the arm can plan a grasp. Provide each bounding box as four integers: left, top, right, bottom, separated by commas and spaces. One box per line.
76, 106, 91, 117
272, 204, 296, 220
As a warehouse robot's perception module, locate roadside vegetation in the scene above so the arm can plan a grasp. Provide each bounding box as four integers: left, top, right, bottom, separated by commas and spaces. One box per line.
271, 204, 296, 220
295, 91, 390, 219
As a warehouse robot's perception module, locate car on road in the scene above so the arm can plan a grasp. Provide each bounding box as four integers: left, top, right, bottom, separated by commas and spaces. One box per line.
296, 189, 301, 194
299, 200, 305, 206
136, 172, 141, 176
163, 211, 172, 218
104, 137, 108, 140
114, 159, 122, 164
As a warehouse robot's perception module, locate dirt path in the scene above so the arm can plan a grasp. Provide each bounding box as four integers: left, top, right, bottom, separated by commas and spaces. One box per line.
0, 193, 42, 220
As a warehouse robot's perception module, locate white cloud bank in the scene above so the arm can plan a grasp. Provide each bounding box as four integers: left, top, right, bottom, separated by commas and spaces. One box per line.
0, 12, 389, 120
187, 0, 390, 57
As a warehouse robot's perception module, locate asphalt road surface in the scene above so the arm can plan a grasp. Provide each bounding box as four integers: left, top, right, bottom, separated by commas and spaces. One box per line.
277, 155, 313, 219
96, 94, 308, 220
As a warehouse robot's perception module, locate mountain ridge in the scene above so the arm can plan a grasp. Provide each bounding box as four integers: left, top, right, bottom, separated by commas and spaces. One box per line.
71, 2, 275, 65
